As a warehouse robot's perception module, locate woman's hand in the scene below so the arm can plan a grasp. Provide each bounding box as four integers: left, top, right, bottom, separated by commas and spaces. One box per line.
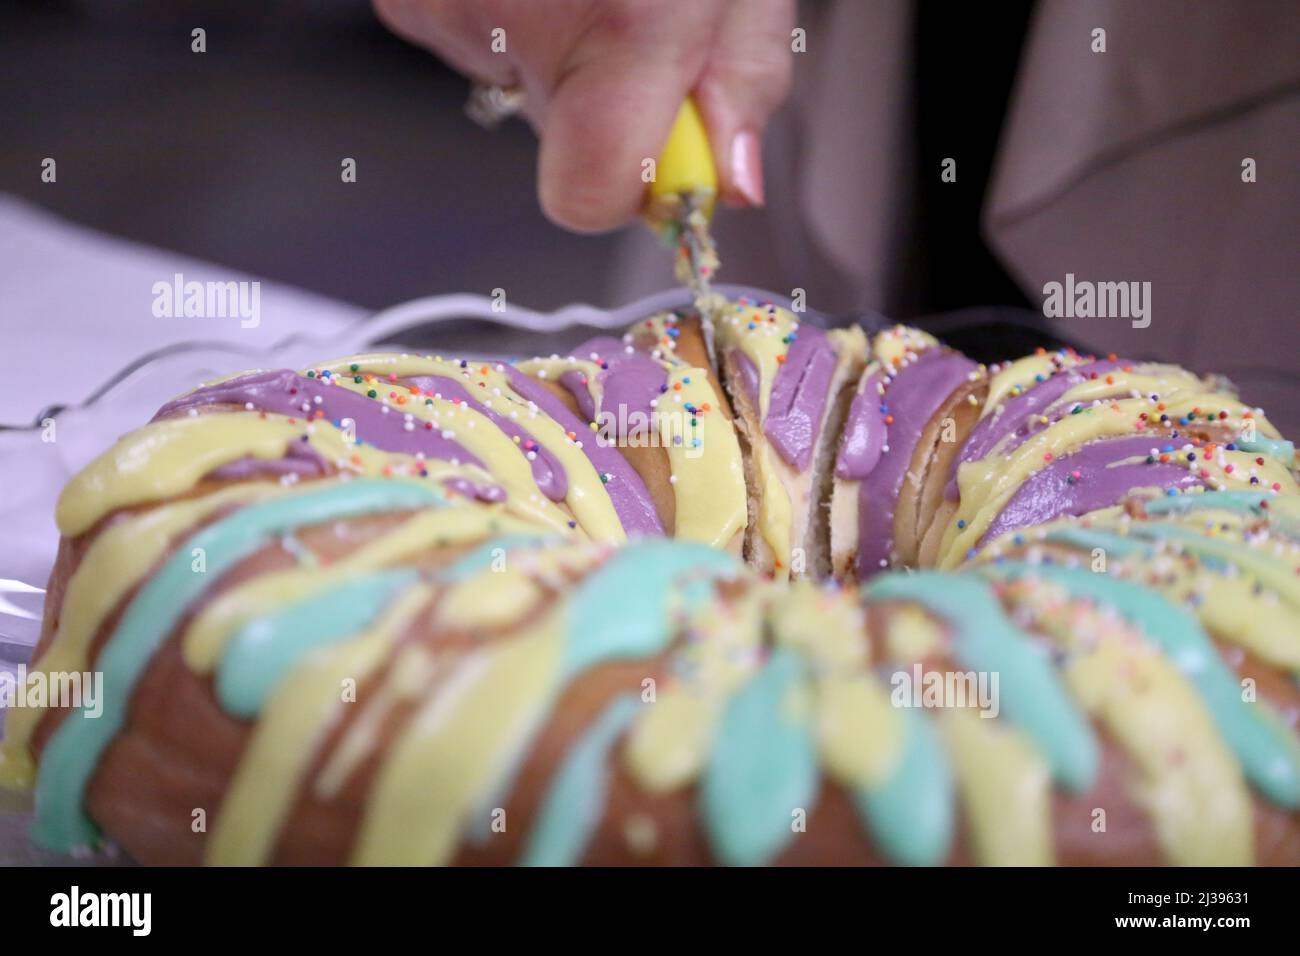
373, 0, 795, 232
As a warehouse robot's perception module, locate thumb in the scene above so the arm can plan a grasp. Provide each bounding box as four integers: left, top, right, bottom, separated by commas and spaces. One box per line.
693, 0, 796, 207
537, 51, 699, 233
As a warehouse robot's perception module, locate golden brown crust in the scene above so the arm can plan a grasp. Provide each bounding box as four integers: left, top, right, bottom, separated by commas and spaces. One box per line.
30, 513, 1299, 866
531, 317, 745, 553
630, 315, 735, 423
895, 375, 987, 567
24, 326, 1300, 868
532, 376, 680, 535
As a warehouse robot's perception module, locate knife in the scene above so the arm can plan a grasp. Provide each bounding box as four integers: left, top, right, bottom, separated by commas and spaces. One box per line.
0, 578, 43, 660
643, 98, 720, 310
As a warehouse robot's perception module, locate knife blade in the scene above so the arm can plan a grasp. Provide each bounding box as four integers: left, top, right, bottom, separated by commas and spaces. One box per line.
645, 99, 720, 317
676, 189, 719, 305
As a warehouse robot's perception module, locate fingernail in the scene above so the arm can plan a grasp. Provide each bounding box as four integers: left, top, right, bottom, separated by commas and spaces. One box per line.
729, 130, 764, 207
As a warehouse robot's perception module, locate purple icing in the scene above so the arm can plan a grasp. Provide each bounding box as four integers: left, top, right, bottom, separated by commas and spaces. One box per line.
154, 369, 484, 467
441, 476, 509, 504
856, 350, 979, 578
504, 366, 663, 537
761, 327, 838, 471
945, 358, 1129, 500
977, 435, 1204, 546
835, 371, 885, 479
732, 349, 761, 408
155, 365, 663, 536
559, 369, 598, 423
562, 336, 666, 438
729, 326, 838, 472
205, 439, 327, 481
405, 375, 567, 502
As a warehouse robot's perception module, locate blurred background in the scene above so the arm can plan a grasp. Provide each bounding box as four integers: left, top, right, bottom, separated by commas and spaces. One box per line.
0, 0, 1041, 316
0, 0, 626, 310
1, 0, 1296, 430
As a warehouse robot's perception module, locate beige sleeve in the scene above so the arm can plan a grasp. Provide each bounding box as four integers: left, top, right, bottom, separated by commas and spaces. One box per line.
985, 0, 1300, 432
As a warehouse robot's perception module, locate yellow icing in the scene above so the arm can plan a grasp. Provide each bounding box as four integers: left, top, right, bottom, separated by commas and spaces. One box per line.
1218, 451, 1297, 492
769, 580, 866, 672
828, 327, 869, 377
765, 580, 906, 790
431, 544, 603, 631
750, 442, 793, 580
313, 642, 440, 801
57, 414, 308, 537
982, 354, 1080, 418
205, 585, 433, 865
433, 568, 545, 631
623, 692, 720, 794
312, 356, 618, 541
1170, 569, 1300, 673
872, 326, 939, 371
0, 482, 283, 789
884, 605, 946, 663
1124, 512, 1299, 671
938, 708, 1054, 866
940, 391, 1275, 567
518, 329, 748, 549
352, 612, 565, 865
623, 591, 763, 793
54, 410, 527, 540
182, 505, 536, 673
1052, 368, 1201, 411
711, 302, 796, 419
984, 505, 1300, 675
815, 672, 902, 789
709, 302, 810, 578
1016, 581, 1254, 865
656, 359, 747, 548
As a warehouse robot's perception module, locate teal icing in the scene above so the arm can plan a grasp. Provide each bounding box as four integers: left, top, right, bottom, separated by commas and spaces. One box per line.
1237, 436, 1296, 467
864, 572, 1099, 792
1043, 512, 1298, 594
223, 534, 560, 753
464, 537, 742, 849
855, 704, 954, 866
1141, 489, 1274, 519
518, 693, 640, 866
443, 533, 577, 849
1042, 526, 1147, 559
216, 567, 421, 718
701, 648, 819, 866
1122, 523, 1300, 609
983, 561, 1300, 809
562, 539, 742, 680
31, 478, 447, 852
1140, 489, 1300, 540
1047, 525, 1225, 579
679, 575, 730, 611
1138, 494, 1268, 515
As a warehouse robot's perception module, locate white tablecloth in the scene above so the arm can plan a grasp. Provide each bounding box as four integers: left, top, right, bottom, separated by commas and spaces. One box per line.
0, 195, 366, 647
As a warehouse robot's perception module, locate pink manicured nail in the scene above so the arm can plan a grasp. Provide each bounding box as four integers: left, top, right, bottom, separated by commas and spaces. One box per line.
729, 130, 764, 207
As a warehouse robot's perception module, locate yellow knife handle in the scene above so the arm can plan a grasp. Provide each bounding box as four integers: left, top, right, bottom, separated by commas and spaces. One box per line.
645, 98, 717, 222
